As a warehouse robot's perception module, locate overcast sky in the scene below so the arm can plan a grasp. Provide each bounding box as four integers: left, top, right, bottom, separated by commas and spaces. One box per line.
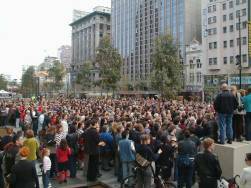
0, 0, 111, 80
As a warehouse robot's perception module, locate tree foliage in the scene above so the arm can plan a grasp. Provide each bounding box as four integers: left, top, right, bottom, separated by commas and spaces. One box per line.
76, 61, 93, 90
96, 36, 123, 92
151, 34, 182, 98
0, 74, 7, 90
21, 66, 36, 97
48, 60, 66, 91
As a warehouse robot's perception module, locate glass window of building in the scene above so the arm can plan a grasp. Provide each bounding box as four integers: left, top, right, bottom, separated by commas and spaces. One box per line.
197, 72, 202, 83
214, 42, 217, 48
242, 37, 247, 45
237, 38, 240, 45
223, 26, 227, 33
209, 43, 213, 49
230, 25, 234, 32
243, 54, 247, 62
213, 5, 216, 11
230, 56, 234, 64
189, 73, 194, 82
242, 9, 246, 16
223, 41, 227, 48
209, 58, 213, 65
236, 0, 240, 5
213, 58, 217, 65
243, 22, 247, 29
230, 40, 234, 47
222, 3, 227, 10
236, 10, 240, 17
224, 57, 228, 64
229, 1, 234, 8
223, 15, 227, 21
229, 13, 234, 20
236, 22, 240, 30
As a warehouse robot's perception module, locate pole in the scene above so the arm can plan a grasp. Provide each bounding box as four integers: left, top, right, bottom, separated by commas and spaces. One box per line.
239, 15, 242, 89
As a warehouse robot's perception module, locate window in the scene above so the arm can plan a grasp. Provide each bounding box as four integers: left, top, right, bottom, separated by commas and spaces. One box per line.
243, 22, 247, 29
189, 73, 194, 82
197, 72, 202, 83
224, 57, 228, 64
236, 10, 240, 17
242, 0, 246, 3
230, 40, 234, 47
213, 58, 217, 65
213, 5, 216, 11
230, 56, 234, 64
236, 0, 240, 5
236, 22, 240, 30
214, 42, 217, 48
223, 26, 227, 33
229, 1, 233, 8
229, 13, 234, 20
230, 25, 234, 32
223, 41, 227, 48
209, 58, 213, 65
209, 43, 213, 49
99, 24, 104, 30
223, 15, 227, 21
242, 9, 247, 16
243, 54, 247, 63
243, 37, 247, 45
222, 3, 226, 10
237, 38, 241, 45
208, 6, 212, 13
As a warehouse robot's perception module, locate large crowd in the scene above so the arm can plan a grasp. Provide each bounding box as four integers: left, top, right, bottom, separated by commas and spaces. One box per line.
0, 84, 250, 188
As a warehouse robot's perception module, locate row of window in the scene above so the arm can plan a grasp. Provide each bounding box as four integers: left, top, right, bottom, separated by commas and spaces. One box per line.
208, 22, 246, 36
208, 0, 246, 12
208, 54, 247, 65
209, 37, 247, 49
189, 72, 202, 83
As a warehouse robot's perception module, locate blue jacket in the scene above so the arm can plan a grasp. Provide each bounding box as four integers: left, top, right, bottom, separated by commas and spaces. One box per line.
118, 139, 135, 162
99, 132, 113, 153
242, 94, 251, 113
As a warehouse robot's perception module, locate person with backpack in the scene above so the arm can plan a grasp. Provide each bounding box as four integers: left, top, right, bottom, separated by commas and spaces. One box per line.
177, 129, 197, 188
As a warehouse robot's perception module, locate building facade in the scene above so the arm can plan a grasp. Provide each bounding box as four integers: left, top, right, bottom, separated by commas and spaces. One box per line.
112, 0, 202, 89
185, 40, 203, 92
58, 45, 71, 71
70, 7, 111, 85
202, 0, 251, 90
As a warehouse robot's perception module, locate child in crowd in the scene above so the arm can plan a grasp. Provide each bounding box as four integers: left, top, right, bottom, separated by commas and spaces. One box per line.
56, 139, 71, 183
42, 148, 51, 188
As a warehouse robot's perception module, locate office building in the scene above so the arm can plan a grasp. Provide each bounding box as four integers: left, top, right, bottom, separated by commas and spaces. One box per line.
58, 45, 71, 71
112, 0, 202, 89
202, 0, 251, 89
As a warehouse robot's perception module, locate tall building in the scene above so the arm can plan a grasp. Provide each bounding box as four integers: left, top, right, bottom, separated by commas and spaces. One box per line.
111, 0, 202, 88
70, 6, 111, 88
202, 0, 251, 91
58, 45, 71, 71
73, 10, 89, 21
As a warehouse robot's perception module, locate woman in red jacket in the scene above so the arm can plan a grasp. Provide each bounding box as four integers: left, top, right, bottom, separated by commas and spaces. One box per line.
56, 139, 71, 183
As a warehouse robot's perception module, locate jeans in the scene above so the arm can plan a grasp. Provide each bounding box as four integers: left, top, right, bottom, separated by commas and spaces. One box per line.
68, 154, 77, 178
245, 112, 251, 140
177, 165, 194, 188
218, 113, 233, 143
122, 161, 134, 186
49, 153, 57, 178
136, 166, 152, 188
42, 170, 50, 188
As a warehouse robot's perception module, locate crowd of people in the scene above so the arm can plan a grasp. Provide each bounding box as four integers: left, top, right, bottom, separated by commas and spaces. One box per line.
0, 84, 250, 188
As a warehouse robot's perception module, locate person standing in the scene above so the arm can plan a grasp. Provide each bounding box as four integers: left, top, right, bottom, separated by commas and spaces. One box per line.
214, 83, 238, 144
23, 130, 39, 164
177, 130, 197, 188
42, 148, 51, 188
242, 87, 251, 141
194, 138, 222, 188
11, 146, 39, 188
118, 130, 135, 186
231, 86, 245, 141
83, 118, 104, 182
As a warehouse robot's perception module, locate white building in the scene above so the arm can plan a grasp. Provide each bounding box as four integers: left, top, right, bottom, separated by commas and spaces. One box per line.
202, 0, 251, 89
58, 45, 71, 71
185, 40, 203, 93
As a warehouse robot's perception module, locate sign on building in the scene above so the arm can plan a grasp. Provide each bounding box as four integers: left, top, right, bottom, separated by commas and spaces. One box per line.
229, 76, 251, 85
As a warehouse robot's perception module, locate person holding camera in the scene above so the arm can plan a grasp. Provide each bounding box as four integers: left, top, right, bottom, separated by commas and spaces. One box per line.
231, 86, 245, 142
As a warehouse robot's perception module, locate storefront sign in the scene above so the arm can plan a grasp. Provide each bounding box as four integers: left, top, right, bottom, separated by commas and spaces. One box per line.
229, 76, 251, 85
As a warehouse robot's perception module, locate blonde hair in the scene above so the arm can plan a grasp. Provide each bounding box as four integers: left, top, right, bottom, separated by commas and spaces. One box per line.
203, 138, 214, 150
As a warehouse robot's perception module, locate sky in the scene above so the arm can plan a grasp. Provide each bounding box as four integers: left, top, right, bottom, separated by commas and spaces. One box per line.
0, 0, 111, 80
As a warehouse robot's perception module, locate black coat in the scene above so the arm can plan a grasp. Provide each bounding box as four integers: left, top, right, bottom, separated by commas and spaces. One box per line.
214, 90, 238, 114
194, 151, 222, 179
11, 160, 39, 188
83, 127, 100, 155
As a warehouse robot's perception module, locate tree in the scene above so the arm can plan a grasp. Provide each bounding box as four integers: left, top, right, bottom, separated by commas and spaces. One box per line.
151, 34, 182, 98
76, 61, 93, 90
0, 74, 7, 90
48, 60, 66, 92
96, 36, 123, 94
21, 66, 36, 97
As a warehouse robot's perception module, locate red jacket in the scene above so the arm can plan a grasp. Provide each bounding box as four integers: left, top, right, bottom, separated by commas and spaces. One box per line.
56, 147, 71, 163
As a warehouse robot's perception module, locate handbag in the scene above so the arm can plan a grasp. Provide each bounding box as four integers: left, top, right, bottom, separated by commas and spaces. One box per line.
135, 153, 151, 168
217, 178, 229, 188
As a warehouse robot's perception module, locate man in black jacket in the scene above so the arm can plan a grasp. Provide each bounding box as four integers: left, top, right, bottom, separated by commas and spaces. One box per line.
214, 83, 238, 144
